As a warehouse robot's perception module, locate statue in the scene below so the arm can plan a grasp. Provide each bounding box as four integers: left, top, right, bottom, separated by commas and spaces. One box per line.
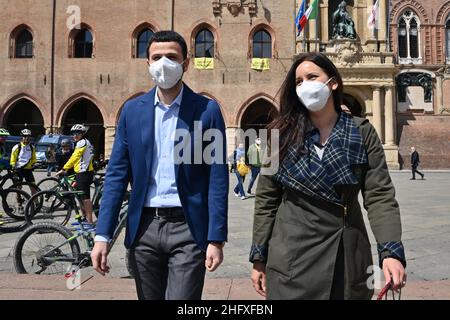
332, 1, 357, 40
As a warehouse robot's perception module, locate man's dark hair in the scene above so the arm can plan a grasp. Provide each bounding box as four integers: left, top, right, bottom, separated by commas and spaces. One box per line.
146, 30, 188, 60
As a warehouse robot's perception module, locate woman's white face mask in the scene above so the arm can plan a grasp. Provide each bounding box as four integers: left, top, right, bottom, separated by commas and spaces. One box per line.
296, 78, 334, 112
149, 56, 184, 89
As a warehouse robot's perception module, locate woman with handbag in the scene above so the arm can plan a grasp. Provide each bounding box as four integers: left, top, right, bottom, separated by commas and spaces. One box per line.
250, 52, 407, 299
233, 144, 248, 200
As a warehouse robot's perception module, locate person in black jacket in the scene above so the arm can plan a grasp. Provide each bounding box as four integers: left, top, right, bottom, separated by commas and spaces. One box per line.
410, 147, 424, 180
56, 139, 74, 176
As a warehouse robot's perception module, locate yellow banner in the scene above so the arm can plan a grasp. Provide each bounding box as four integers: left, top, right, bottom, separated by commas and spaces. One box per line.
194, 58, 214, 70
251, 58, 270, 71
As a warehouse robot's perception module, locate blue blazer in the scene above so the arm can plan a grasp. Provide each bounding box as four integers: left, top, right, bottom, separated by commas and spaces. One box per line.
96, 85, 229, 251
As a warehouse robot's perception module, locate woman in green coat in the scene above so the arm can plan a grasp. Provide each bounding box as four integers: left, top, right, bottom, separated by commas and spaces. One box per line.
250, 53, 407, 300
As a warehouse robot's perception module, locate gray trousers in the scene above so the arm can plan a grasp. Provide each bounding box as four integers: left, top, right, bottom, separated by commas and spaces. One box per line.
128, 212, 206, 300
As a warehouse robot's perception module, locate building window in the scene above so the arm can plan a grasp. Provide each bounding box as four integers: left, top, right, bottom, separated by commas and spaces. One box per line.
15, 29, 33, 58
195, 29, 214, 58
136, 29, 153, 59
398, 18, 407, 58
397, 10, 421, 64
446, 20, 450, 63
73, 29, 93, 58
252, 30, 272, 58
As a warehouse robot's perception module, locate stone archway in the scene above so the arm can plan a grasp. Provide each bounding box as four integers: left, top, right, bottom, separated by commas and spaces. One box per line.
240, 98, 278, 132
3, 98, 45, 137
61, 98, 105, 159
343, 93, 363, 117
238, 98, 279, 155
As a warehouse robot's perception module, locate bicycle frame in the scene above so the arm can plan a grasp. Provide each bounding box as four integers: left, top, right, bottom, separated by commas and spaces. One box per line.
38, 200, 129, 268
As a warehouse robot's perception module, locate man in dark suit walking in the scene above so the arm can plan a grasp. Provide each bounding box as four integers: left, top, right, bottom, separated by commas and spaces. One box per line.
410, 146, 424, 180
91, 31, 229, 300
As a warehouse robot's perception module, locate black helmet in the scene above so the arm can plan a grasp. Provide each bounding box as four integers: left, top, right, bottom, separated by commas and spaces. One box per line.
61, 139, 71, 147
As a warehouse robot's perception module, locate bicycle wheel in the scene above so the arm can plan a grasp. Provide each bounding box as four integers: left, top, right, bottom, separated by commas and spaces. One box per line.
11, 182, 40, 197
25, 190, 73, 226
13, 222, 81, 274
36, 177, 61, 191
1, 188, 30, 220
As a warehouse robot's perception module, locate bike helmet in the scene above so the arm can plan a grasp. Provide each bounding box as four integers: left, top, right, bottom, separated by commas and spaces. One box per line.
70, 124, 88, 134
0, 128, 10, 136
61, 139, 71, 147
20, 128, 32, 136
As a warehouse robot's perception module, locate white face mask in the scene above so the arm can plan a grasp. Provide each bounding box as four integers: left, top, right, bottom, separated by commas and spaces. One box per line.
149, 56, 184, 90
296, 78, 333, 112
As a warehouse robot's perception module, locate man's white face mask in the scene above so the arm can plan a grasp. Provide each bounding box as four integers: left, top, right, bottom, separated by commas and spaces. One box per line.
149, 56, 184, 90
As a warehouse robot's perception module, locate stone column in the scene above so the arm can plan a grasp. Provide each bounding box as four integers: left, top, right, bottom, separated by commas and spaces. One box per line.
384, 85, 395, 146
372, 85, 383, 142
321, 0, 329, 41
226, 127, 237, 159
309, 15, 318, 51
104, 126, 116, 159
379, 0, 388, 51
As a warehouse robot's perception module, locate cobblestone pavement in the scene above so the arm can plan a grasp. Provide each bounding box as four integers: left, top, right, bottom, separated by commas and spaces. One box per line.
1, 170, 449, 299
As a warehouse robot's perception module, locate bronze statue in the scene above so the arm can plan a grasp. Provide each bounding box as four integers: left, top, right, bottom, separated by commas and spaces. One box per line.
332, 1, 357, 40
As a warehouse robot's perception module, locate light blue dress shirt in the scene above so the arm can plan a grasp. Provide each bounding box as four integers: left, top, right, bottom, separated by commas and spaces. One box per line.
144, 86, 183, 208
94, 86, 183, 243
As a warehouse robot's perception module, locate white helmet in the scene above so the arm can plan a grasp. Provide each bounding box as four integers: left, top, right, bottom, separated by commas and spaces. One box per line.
70, 124, 88, 134
20, 128, 32, 136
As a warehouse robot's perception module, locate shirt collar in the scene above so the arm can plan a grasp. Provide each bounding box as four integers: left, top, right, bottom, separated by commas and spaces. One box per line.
154, 84, 184, 109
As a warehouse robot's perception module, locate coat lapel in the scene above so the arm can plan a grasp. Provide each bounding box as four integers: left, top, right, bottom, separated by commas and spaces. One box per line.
139, 88, 157, 174
175, 85, 197, 180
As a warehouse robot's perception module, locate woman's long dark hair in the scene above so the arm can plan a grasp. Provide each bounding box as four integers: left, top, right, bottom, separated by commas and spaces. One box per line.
268, 52, 344, 162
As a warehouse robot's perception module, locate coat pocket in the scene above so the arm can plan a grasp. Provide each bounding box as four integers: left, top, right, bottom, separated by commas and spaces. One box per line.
266, 216, 298, 278
343, 227, 373, 297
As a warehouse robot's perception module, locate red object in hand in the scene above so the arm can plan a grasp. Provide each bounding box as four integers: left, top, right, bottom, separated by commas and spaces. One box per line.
377, 281, 401, 300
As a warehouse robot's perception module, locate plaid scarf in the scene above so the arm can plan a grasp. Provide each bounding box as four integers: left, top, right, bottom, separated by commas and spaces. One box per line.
273, 112, 368, 204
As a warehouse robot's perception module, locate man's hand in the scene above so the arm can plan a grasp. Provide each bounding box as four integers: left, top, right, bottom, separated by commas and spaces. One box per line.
251, 261, 267, 297
383, 258, 407, 291
91, 241, 110, 276
205, 243, 224, 272
56, 170, 66, 177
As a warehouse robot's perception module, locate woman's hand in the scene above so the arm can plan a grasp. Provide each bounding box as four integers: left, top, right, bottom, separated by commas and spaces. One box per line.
382, 258, 407, 290
251, 261, 267, 297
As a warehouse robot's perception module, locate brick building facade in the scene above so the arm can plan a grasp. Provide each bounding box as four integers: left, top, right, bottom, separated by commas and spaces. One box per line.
1, 0, 449, 168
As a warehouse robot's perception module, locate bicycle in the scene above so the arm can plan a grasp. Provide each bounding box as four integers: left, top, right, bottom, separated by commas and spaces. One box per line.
13, 193, 130, 276
24, 174, 104, 226
0, 168, 40, 196
0, 188, 31, 233
0, 169, 39, 220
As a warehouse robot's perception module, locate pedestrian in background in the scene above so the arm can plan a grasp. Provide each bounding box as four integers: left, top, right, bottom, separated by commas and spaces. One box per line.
410, 146, 425, 180
233, 143, 247, 200
246, 137, 263, 195
45, 144, 57, 177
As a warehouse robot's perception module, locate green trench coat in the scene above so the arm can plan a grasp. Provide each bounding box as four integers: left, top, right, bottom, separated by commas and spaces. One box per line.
252, 117, 403, 300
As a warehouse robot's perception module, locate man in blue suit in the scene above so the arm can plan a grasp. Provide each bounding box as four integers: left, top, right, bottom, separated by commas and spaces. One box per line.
91, 31, 229, 300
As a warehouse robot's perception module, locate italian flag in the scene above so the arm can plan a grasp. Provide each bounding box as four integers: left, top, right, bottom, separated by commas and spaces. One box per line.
298, 0, 319, 34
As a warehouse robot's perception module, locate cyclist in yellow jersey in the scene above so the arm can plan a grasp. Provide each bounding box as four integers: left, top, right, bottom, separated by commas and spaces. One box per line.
57, 124, 95, 224
10, 128, 39, 195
